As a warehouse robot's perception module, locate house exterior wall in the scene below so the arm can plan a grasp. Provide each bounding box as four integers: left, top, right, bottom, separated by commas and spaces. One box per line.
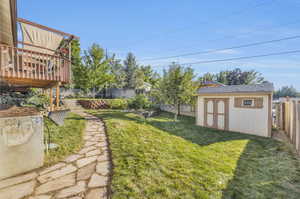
0, 115, 44, 180
196, 94, 271, 137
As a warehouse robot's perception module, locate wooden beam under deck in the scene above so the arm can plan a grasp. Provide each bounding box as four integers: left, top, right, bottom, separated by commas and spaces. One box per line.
2, 77, 62, 88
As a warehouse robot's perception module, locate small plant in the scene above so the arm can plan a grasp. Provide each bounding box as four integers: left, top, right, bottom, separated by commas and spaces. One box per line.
22, 88, 50, 110
107, 99, 128, 109
129, 94, 151, 110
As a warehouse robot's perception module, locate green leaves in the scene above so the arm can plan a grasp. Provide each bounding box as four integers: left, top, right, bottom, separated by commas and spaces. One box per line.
159, 63, 197, 115
198, 68, 265, 86
80, 44, 114, 96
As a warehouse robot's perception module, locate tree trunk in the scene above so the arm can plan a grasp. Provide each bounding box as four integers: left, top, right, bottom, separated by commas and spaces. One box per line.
92, 87, 96, 99
177, 103, 181, 116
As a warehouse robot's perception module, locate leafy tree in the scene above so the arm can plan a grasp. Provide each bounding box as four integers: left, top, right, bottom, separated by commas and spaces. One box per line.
160, 63, 196, 120
140, 65, 160, 86
129, 94, 151, 110
134, 68, 146, 90
70, 40, 90, 90
109, 56, 126, 88
82, 44, 113, 98
198, 68, 265, 86
198, 72, 215, 85
274, 86, 300, 99
123, 53, 139, 89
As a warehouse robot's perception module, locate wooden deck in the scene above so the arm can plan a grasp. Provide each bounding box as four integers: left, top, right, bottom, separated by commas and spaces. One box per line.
0, 44, 70, 88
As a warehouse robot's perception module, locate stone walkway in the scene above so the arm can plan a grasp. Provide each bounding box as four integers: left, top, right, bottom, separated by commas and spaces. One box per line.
0, 111, 112, 199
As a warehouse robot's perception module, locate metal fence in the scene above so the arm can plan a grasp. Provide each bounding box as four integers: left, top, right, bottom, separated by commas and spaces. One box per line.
160, 104, 195, 117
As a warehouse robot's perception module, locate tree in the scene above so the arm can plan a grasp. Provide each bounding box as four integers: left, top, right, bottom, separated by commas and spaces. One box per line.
160, 63, 196, 120
70, 40, 89, 90
140, 65, 160, 86
82, 44, 113, 97
123, 53, 139, 89
108, 55, 126, 89
198, 68, 265, 86
274, 86, 300, 99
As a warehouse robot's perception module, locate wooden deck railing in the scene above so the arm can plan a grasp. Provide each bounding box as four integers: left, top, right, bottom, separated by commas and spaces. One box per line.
0, 44, 70, 84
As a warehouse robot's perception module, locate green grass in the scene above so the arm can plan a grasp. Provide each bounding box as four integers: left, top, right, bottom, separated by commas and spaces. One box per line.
89, 110, 300, 199
44, 112, 86, 166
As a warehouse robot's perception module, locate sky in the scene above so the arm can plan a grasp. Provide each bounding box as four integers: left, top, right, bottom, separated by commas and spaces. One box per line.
18, 0, 300, 90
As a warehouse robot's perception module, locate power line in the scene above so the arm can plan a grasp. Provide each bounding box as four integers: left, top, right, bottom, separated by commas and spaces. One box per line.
152, 49, 300, 66
140, 35, 300, 61
128, 0, 276, 47
144, 18, 300, 58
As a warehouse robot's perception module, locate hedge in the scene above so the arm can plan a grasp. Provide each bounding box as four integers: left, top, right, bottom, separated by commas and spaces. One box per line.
77, 99, 128, 109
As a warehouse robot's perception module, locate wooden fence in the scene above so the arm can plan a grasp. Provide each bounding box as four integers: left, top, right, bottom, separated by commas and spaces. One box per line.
274, 99, 300, 155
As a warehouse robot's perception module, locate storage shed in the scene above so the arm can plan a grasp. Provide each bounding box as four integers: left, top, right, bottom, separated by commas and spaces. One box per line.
196, 83, 274, 137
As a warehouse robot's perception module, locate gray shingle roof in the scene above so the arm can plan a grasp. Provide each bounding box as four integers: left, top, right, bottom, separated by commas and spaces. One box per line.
198, 83, 274, 94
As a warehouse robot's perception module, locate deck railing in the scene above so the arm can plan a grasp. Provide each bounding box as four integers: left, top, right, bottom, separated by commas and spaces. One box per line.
0, 44, 70, 84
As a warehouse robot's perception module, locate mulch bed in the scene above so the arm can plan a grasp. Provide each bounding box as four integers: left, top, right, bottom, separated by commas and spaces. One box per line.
0, 106, 40, 118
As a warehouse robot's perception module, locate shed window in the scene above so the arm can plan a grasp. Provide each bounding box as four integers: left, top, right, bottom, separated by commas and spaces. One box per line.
243, 99, 253, 106
234, 97, 264, 109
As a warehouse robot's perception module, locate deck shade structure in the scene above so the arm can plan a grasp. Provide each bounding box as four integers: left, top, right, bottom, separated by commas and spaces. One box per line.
20, 23, 64, 55
0, 0, 17, 46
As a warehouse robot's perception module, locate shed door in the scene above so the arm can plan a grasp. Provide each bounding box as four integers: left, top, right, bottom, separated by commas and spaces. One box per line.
204, 98, 229, 130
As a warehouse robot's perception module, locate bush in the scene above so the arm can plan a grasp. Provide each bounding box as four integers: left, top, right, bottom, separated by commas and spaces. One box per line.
22, 88, 49, 110
128, 94, 151, 110
106, 99, 128, 109
77, 99, 128, 109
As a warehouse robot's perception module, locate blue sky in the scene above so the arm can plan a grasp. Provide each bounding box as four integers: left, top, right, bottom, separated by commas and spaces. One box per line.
18, 0, 300, 90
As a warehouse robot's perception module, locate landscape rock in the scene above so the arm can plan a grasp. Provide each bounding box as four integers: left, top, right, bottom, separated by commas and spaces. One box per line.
79, 146, 96, 155
55, 181, 86, 198
35, 173, 75, 195
0, 180, 35, 199
64, 154, 83, 163
86, 188, 106, 199
28, 195, 52, 199
0, 171, 37, 189
77, 162, 96, 180
88, 174, 107, 188
37, 164, 77, 183
76, 156, 97, 168
39, 162, 66, 175
96, 162, 110, 176
86, 149, 102, 157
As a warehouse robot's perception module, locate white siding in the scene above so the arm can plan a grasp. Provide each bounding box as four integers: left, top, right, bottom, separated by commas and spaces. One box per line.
196, 94, 270, 137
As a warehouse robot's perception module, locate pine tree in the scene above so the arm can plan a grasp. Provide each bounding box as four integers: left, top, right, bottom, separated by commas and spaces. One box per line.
123, 53, 139, 89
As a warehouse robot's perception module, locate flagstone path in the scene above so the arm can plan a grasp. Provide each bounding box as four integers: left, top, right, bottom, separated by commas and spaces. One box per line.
0, 110, 112, 199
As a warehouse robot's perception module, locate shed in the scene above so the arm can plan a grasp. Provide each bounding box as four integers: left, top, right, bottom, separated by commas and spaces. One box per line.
195, 83, 274, 137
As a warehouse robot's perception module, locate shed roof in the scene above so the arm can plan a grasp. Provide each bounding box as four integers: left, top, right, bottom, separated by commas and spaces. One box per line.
197, 83, 274, 94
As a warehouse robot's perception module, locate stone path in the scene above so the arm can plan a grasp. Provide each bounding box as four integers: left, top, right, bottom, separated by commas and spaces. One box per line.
0, 109, 112, 199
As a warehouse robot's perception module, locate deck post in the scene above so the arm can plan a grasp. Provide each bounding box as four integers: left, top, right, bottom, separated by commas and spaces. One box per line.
49, 87, 53, 111
56, 82, 61, 108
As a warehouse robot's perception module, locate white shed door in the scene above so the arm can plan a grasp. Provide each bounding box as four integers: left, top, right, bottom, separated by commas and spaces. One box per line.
204, 98, 228, 130
217, 100, 225, 129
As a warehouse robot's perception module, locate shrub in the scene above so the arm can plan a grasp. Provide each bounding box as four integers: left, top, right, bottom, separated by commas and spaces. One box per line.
128, 94, 151, 110
106, 99, 128, 109
22, 88, 49, 110
77, 99, 128, 109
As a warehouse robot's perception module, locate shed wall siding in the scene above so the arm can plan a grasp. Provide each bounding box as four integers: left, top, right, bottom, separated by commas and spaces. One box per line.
197, 95, 270, 137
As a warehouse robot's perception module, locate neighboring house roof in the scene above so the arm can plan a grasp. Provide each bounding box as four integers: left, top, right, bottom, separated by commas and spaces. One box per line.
201, 81, 225, 86
197, 83, 274, 94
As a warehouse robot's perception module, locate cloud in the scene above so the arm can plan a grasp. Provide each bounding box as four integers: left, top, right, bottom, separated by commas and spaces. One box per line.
214, 49, 240, 55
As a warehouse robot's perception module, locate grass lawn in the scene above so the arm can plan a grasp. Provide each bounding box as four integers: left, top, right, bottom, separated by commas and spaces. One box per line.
89, 110, 300, 199
44, 112, 86, 166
